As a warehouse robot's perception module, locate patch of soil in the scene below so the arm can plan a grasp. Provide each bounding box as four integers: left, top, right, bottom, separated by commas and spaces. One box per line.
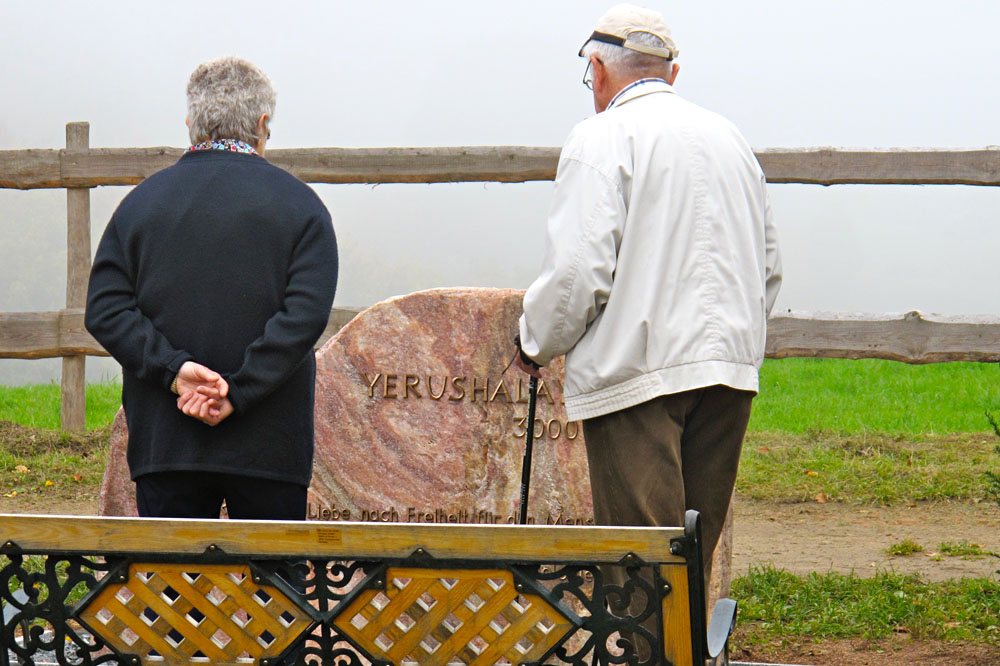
0, 420, 110, 457
0, 493, 97, 515
732, 635, 1000, 665
733, 497, 1000, 582
728, 498, 1000, 663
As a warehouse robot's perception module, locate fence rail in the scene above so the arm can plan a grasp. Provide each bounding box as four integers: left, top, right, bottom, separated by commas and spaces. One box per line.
4, 307, 1000, 365
3, 122, 999, 429
5, 145, 1000, 189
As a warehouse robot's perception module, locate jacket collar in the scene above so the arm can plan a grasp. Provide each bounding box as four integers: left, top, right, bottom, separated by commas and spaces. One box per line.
607, 78, 675, 110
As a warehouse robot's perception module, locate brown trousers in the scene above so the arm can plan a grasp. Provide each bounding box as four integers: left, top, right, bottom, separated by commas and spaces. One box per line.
583, 384, 754, 590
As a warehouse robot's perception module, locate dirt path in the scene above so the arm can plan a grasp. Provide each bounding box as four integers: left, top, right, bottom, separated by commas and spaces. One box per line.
733, 498, 1000, 581
729, 498, 1000, 665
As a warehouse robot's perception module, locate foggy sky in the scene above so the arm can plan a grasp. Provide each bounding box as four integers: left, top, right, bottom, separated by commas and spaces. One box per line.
2, 0, 999, 383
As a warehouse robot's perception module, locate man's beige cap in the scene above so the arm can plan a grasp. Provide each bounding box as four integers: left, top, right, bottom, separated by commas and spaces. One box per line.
580, 3, 679, 60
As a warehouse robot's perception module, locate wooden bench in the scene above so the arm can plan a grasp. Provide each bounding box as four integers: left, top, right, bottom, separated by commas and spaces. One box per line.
1, 510, 736, 666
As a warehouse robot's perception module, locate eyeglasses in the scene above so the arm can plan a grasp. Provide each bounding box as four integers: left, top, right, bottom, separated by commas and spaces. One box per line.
582, 60, 594, 90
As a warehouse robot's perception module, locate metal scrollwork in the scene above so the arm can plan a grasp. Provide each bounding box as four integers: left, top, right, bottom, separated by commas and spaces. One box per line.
255, 559, 377, 617
2, 551, 121, 666
252, 559, 383, 666
517, 564, 663, 666
289, 623, 379, 666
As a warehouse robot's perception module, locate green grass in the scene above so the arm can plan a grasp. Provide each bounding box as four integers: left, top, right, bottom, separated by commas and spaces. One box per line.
886, 538, 924, 556
732, 566, 1000, 646
937, 540, 1000, 560
750, 358, 1000, 435
0, 381, 121, 430
738, 432, 1000, 503
1, 359, 998, 434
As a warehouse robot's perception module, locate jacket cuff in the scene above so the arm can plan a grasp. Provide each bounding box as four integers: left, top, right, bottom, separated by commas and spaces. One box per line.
224, 376, 244, 414
517, 316, 550, 366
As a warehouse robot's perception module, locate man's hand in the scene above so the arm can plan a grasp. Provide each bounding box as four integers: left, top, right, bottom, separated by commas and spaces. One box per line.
513, 352, 542, 379
177, 391, 235, 427
174, 361, 228, 399
512, 335, 543, 379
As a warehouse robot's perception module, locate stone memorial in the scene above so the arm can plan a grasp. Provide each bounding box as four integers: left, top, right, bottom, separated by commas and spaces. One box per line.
99, 287, 730, 602
99, 288, 589, 525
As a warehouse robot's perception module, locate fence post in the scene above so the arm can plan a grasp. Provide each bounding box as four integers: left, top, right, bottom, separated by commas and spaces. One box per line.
61, 122, 91, 431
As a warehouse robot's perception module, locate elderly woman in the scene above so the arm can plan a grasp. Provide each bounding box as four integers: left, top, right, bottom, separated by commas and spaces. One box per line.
85, 57, 338, 520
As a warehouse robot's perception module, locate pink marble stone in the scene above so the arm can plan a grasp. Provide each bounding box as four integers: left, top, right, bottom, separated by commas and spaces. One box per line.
99, 287, 593, 526
98, 408, 137, 516
310, 287, 592, 526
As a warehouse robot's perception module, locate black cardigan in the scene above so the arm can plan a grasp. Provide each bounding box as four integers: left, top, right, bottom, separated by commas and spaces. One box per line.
85, 149, 338, 485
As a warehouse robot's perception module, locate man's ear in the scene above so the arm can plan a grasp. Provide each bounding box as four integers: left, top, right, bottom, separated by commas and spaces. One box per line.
185, 116, 190, 127
592, 55, 607, 89
667, 62, 680, 85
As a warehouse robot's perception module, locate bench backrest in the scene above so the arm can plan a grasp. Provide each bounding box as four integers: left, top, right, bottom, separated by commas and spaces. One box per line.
1, 514, 712, 666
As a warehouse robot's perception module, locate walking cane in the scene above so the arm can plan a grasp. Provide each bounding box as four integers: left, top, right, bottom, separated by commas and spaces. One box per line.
518, 375, 538, 525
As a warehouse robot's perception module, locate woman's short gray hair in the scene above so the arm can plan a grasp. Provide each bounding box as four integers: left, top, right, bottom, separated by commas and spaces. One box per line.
581, 32, 674, 80
186, 57, 276, 145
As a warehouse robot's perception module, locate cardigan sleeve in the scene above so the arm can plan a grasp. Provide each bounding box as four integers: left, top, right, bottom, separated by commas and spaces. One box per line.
84, 216, 193, 391
224, 210, 339, 413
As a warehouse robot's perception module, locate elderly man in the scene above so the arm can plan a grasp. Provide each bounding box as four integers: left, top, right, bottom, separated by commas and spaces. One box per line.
516, 3, 782, 593
86, 57, 338, 520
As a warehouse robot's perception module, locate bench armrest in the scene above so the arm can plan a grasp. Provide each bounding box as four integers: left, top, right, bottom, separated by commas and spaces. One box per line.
706, 597, 738, 660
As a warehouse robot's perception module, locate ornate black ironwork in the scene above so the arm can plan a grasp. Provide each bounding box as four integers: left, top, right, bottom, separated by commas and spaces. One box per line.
515, 563, 665, 666
252, 559, 386, 666
4, 553, 686, 666
1, 551, 122, 666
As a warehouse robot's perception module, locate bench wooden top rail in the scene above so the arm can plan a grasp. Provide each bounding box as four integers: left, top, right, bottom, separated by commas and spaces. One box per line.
0, 514, 685, 563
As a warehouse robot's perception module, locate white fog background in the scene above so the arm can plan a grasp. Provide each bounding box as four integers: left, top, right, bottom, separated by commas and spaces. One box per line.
2, 0, 999, 384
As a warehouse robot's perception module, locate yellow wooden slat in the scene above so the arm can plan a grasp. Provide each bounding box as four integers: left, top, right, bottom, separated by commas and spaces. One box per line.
382, 578, 456, 663
167, 570, 248, 650
336, 578, 426, 647
661, 563, 693, 666
151, 570, 257, 662
500, 603, 549, 664
452, 578, 521, 666
80, 589, 179, 659
120, 570, 224, 661
186, 570, 269, 658
368, 577, 434, 645
197, 569, 306, 657
446, 577, 506, 664
422, 577, 483, 654
394, 577, 482, 666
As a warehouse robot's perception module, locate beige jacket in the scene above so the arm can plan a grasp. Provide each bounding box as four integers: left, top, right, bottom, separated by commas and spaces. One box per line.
519, 80, 782, 421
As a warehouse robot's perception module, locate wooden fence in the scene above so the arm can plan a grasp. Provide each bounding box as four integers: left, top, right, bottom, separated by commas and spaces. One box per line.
3, 122, 1000, 429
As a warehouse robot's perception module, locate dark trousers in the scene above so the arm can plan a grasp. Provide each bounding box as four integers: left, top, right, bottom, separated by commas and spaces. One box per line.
583, 384, 753, 591
135, 470, 308, 520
